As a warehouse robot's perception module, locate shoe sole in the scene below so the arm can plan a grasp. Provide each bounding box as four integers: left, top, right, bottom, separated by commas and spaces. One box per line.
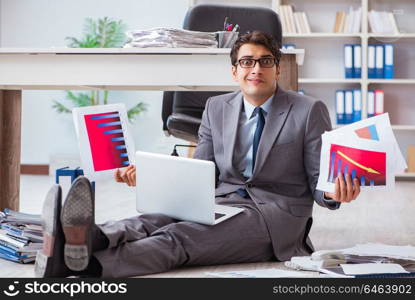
34, 185, 62, 277
61, 176, 93, 271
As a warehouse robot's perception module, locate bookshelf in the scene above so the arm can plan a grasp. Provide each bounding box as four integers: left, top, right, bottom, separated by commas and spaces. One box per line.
190, 0, 415, 178
277, 0, 415, 179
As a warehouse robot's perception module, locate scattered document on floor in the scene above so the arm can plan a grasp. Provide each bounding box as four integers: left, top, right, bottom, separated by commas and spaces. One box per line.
343, 243, 415, 261
286, 243, 415, 277
205, 268, 314, 278
341, 263, 408, 275
317, 113, 406, 193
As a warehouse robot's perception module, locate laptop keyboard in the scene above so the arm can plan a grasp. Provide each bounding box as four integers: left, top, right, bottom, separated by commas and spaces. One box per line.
215, 213, 226, 220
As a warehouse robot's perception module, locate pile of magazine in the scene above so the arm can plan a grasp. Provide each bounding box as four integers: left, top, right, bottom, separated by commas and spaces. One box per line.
124, 27, 218, 48
0, 209, 43, 263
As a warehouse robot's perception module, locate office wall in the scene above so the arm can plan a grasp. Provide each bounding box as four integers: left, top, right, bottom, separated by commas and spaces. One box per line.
0, 0, 190, 164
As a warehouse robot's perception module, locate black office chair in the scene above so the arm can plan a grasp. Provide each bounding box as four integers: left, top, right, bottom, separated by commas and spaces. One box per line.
162, 4, 282, 143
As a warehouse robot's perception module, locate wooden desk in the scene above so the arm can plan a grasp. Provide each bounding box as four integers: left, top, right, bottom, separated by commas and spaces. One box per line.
0, 47, 302, 211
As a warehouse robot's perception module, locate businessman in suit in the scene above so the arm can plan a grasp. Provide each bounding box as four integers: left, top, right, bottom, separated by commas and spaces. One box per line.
35, 31, 360, 278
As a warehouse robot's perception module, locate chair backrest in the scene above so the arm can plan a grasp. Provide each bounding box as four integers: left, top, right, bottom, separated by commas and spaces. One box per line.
183, 4, 282, 44
162, 4, 282, 142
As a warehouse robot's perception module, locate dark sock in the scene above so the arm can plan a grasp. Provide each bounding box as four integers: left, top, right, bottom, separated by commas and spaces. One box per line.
86, 255, 103, 277
92, 225, 109, 252
72, 256, 103, 278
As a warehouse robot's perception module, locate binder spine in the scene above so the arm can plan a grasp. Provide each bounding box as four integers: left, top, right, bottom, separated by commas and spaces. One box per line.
368, 45, 376, 79
335, 90, 345, 124
344, 90, 354, 124
384, 44, 394, 79
375, 45, 384, 79
344, 44, 354, 79
353, 44, 362, 78
367, 90, 375, 118
353, 89, 362, 122
375, 89, 384, 115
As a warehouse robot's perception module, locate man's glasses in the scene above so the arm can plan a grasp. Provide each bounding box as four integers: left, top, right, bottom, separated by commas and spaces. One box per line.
237, 57, 278, 68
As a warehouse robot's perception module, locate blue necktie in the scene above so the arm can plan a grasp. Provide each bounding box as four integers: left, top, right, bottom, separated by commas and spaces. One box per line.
252, 107, 265, 172
235, 107, 265, 199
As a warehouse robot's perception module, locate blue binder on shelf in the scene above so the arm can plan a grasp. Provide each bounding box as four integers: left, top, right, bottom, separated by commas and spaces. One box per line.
353, 44, 361, 78
375, 45, 384, 79
282, 43, 296, 50
368, 44, 376, 79
344, 90, 354, 124
335, 90, 345, 124
367, 90, 375, 118
344, 44, 354, 79
384, 44, 394, 79
353, 89, 362, 122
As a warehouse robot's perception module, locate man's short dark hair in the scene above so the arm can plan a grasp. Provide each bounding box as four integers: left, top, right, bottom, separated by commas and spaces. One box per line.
230, 31, 281, 67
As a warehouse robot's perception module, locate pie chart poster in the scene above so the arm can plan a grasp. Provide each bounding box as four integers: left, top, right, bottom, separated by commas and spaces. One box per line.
328, 144, 386, 186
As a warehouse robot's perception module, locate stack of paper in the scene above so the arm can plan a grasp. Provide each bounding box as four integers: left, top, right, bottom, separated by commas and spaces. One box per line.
333, 7, 362, 34
124, 28, 218, 48
368, 10, 400, 35
317, 113, 406, 193
286, 243, 415, 277
0, 209, 43, 263
343, 243, 415, 261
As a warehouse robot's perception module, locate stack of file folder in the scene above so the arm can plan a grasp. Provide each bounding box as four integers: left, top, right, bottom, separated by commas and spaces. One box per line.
368, 44, 394, 79
344, 44, 361, 78
0, 209, 43, 263
367, 89, 384, 118
335, 89, 362, 124
124, 28, 218, 48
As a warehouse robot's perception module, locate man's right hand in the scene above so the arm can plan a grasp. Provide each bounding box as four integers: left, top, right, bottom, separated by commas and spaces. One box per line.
114, 164, 136, 187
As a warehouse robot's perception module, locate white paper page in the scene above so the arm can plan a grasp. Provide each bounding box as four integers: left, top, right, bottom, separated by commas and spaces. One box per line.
317, 114, 404, 193
326, 114, 406, 171
317, 132, 394, 193
205, 269, 313, 278
343, 243, 415, 260
341, 263, 408, 275
72, 104, 136, 181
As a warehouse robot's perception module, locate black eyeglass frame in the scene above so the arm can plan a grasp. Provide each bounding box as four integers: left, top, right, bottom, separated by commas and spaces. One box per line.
236, 57, 279, 68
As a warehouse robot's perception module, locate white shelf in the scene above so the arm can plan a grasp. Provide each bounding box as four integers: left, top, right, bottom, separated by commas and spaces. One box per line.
395, 173, 415, 180
299, 78, 362, 84
392, 125, 415, 131
284, 33, 362, 38
368, 33, 415, 39
367, 79, 415, 85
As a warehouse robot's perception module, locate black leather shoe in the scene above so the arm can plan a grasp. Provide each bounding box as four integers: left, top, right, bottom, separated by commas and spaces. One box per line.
61, 176, 94, 271
35, 185, 72, 277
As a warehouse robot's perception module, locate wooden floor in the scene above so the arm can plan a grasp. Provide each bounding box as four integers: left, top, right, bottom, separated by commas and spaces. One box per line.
1, 175, 414, 277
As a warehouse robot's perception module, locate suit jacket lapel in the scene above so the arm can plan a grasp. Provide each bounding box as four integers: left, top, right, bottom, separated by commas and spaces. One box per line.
223, 92, 243, 176
251, 87, 293, 179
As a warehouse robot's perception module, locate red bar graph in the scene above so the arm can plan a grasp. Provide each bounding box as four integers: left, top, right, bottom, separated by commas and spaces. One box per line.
84, 111, 129, 171
328, 144, 386, 186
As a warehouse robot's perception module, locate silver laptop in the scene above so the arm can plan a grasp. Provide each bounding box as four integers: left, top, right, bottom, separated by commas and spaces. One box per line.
135, 151, 244, 225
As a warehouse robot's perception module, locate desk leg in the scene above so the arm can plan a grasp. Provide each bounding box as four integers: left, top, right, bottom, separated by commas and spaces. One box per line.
0, 90, 22, 211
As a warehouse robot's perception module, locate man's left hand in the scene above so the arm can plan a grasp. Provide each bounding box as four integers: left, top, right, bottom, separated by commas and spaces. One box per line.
324, 173, 361, 203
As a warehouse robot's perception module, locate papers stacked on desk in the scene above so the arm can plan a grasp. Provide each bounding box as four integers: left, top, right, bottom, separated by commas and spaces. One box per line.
0, 209, 43, 263
124, 27, 218, 48
317, 113, 406, 193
